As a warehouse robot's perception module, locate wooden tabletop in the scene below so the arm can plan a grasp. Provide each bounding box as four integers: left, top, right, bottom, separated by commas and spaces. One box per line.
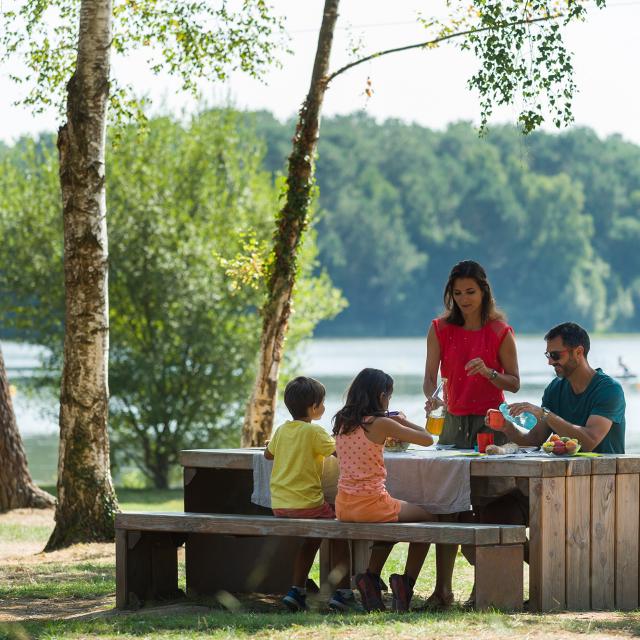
180, 448, 640, 477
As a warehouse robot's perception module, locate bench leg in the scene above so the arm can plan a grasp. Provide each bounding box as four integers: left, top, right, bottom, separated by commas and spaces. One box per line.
349, 540, 372, 588
116, 529, 182, 609
474, 544, 524, 611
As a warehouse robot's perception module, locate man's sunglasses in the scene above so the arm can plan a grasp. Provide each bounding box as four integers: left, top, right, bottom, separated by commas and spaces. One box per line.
544, 349, 569, 361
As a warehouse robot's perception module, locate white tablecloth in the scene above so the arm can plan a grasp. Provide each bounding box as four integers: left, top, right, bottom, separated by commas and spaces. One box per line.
252, 448, 472, 514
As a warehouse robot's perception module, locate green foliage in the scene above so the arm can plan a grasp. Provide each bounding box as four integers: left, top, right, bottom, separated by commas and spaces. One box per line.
0, 0, 285, 124
253, 112, 640, 336
0, 111, 344, 488
425, 0, 607, 134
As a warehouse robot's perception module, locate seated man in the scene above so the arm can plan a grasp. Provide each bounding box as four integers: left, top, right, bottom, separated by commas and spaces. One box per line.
507, 321, 625, 454
462, 321, 626, 602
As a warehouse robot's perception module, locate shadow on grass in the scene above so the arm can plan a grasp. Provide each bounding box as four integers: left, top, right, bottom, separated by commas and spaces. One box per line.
1, 608, 496, 640
4, 601, 640, 639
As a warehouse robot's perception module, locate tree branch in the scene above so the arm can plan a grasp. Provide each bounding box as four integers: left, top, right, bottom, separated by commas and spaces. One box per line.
326, 13, 560, 84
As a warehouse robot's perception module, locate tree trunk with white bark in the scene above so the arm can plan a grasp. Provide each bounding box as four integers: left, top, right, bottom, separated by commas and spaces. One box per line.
45, 0, 118, 550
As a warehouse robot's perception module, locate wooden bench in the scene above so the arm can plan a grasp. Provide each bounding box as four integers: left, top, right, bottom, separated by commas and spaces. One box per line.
116, 511, 525, 611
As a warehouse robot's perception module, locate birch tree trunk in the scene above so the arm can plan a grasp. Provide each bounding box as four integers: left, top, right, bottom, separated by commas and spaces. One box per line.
241, 0, 340, 446
0, 344, 55, 511
45, 0, 118, 550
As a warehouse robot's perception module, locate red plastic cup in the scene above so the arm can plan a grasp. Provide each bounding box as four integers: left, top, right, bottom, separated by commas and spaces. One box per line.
477, 432, 494, 453
487, 409, 505, 430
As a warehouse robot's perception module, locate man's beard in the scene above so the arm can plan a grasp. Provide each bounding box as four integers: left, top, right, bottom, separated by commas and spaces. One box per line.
554, 357, 578, 378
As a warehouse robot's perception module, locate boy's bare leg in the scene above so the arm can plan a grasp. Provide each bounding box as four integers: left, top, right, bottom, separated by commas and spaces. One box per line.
293, 538, 323, 587
329, 539, 351, 589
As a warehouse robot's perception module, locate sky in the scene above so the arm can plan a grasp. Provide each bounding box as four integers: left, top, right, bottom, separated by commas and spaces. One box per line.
1, 0, 639, 145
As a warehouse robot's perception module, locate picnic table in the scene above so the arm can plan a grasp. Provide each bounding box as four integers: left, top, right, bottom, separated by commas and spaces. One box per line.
179, 447, 640, 612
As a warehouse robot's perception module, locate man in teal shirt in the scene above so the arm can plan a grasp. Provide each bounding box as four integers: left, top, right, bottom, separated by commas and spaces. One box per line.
462, 323, 626, 606
506, 322, 626, 453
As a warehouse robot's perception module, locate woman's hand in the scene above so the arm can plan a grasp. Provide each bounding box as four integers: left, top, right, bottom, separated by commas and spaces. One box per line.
424, 396, 445, 414
465, 357, 491, 378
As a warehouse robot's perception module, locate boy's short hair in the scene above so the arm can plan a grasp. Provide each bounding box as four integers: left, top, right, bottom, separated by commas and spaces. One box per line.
544, 322, 591, 356
284, 376, 326, 420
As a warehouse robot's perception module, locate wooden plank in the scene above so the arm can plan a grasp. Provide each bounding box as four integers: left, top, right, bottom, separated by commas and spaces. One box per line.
319, 539, 332, 590
615, 474, 639, 610
470, 459, 566, 478
565, 475, 590, 610
591, 474, 615, 610
350, 540, 372, 583
565, 458, 591, 476
180, 449, 256, 470
591, 457, 617, 475
115, 529, 128, 609
186, 533, 299, 595
500, 527, 527, 545
116, 512, 516, 546
475, 544, 523, 610
616, 457, 640, 475
184, 467, 197, 486
529, 477, 566, 611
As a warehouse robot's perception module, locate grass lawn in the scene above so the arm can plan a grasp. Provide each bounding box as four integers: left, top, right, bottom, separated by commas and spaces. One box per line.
2, 488, 640, 639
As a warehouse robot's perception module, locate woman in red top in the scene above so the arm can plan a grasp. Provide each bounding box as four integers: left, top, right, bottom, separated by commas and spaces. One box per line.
421, 260, 521, 608
424, 260, 520, 447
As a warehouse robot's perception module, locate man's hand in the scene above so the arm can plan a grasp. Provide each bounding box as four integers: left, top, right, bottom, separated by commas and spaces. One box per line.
465, 357, 491, 378
508, 402, 544, 422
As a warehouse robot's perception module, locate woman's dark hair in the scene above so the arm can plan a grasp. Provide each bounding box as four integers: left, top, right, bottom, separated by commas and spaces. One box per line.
442, 260, 504, 326
332, 368, 393, 436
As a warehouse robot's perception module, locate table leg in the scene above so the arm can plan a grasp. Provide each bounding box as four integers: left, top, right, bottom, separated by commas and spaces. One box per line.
591, 474, 615, 610
615, 473, 638, 610
566, 475, 591, 610
529, 476, 566, 611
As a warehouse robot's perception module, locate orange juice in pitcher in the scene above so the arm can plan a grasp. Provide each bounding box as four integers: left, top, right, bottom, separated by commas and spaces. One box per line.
426, 377, 446, 436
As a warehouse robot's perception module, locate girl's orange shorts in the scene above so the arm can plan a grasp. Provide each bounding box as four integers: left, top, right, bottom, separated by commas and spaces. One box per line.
335, 490, 401, 523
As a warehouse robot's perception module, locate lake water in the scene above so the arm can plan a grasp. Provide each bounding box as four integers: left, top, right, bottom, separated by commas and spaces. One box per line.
4, 336, 640, 483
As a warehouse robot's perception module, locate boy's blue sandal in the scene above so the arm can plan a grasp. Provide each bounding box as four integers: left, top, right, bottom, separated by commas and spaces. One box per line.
328, 589, 364, 612
282, 586, 307, 612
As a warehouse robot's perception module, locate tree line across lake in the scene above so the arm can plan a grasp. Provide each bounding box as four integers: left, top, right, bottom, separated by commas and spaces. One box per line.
252, 111, 640, 336
2, 109, 639, 485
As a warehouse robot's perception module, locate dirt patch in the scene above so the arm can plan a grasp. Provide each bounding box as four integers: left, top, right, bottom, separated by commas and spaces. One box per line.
0, 508, 116, 622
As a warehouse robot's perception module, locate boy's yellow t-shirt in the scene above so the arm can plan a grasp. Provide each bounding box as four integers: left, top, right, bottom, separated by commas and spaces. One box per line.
267, 420, 335, 509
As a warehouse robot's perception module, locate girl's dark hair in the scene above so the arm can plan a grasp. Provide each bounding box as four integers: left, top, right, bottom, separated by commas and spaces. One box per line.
442, 260, 505, 326
332, 368, 394, 436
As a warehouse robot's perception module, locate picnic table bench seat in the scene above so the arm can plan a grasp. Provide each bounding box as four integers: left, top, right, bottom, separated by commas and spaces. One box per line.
115, 511, 525, 611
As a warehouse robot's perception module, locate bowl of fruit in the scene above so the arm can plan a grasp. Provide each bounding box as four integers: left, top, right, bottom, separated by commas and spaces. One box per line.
385, 437, 410, 452
541, 434, 581, 456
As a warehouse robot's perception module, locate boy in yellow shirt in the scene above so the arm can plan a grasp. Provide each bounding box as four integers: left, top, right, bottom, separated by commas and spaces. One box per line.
265, 376, 356, 612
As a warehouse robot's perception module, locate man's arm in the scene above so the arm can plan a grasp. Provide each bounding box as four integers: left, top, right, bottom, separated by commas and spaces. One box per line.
543, 412, 612, 452
498, 408, 551, 447
508, 402, 613, 452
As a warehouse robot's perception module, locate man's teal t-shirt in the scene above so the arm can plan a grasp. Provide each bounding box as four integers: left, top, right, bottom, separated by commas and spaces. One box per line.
541, 368, 626, 454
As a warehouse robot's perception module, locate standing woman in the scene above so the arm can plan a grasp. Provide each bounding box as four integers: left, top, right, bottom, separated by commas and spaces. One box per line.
424, 260, 520, 448
420, 260, 520, 609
